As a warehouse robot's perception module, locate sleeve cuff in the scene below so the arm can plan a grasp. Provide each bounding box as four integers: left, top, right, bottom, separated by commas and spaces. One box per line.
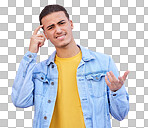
23, 51, 37, 63
110, 84, 127, 97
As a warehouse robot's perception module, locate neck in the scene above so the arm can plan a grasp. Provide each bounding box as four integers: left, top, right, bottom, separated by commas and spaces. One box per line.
55, 41, 80, 58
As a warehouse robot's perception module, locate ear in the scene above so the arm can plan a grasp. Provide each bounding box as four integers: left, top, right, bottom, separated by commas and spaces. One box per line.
69, 20, 74, 29
43, 31, 48, 39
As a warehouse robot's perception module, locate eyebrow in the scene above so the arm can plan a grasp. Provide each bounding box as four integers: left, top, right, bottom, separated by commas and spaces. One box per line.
46, 20, 65, 29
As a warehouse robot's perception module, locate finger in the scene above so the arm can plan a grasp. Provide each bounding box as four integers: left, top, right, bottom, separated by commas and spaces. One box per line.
107, 72, 113, 84
122, 70, 130, 81
38, 41, 44, 47
105, 75, 111, 87
118, 76, 124, 85
38, 40, 44, 44
33, 25, 43, 35
40, 36, 46, 42
39, 37, 45, 40
36, 34, 45, 37
37, 35, 46, 42
109, 71, 118, 83
33, 37, 45, 41
43, 36, 46, 42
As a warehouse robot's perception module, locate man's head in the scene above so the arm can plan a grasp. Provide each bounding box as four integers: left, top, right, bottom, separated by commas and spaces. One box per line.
39, 4, 69, 29
39, 4, 74, 49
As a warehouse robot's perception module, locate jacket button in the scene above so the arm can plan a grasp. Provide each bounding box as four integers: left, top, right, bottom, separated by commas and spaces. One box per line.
48, 100, 51, 103
41, 77, 44, 80
96, 77, 99, 80
52, 65, 54, 68
44, 116, 47, 120
51, 82, 54, 85
28, 54, 32, 58
113, 94, 116, 96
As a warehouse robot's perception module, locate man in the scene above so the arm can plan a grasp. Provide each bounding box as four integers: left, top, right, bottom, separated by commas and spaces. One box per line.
11, 4, 129, 128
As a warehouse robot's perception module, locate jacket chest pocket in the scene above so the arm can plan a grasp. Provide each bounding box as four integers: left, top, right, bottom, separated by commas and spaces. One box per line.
86, 72, 106, 98
33, 72, 49, 96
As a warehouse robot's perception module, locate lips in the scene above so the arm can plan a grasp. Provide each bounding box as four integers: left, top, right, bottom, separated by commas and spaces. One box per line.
56, 34, 66, 40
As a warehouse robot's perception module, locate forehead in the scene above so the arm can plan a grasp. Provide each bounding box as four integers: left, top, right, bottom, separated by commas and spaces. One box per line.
41, 11, 68, 25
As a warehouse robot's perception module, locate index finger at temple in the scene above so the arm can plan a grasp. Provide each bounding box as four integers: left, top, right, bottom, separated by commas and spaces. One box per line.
33, 25, 43, 35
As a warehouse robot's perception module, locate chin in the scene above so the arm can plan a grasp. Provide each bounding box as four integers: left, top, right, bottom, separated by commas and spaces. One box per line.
60, 43, 70, 48
55, 42, 70, 48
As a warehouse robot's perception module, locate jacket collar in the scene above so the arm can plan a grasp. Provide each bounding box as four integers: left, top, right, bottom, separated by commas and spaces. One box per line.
45, 44, 95, 66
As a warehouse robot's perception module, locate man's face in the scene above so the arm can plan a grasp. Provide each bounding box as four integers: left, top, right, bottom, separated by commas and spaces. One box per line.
41, 11, 74, 48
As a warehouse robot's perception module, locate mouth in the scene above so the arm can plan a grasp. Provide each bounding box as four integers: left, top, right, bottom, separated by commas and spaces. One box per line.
56, 34, 66, 40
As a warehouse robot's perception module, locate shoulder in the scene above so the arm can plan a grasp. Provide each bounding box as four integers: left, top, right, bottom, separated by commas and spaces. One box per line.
84, 48, 113, 71
88, 49, 111, 63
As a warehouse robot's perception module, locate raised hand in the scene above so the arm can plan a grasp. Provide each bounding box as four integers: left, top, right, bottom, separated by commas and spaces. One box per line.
29, 25, 46, 53
105, 70, 129, 92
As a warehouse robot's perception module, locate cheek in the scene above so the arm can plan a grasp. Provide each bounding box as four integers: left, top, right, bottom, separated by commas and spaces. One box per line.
68, 29, 73, 37
46, 32, 53, 39
67, 26, 73, 34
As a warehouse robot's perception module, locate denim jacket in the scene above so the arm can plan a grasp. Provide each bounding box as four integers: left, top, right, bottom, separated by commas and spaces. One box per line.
11, 44, 129, 128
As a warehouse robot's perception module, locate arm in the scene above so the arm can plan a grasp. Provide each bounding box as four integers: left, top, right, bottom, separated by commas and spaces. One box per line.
11, 25, 46, 108
105, 56, 129, 121
11, 51, 37, 108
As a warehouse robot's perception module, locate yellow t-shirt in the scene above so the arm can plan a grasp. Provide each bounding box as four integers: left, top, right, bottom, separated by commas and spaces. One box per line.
49, 50, 86, 128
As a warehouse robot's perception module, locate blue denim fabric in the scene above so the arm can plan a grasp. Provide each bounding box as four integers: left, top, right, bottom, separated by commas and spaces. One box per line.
11, 44, 129, 128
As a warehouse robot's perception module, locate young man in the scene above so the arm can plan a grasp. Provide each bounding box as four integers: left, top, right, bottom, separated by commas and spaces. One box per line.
11, 4, 129, 128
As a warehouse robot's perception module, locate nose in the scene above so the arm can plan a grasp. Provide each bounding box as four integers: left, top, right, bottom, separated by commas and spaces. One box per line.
55, 26, 62, 34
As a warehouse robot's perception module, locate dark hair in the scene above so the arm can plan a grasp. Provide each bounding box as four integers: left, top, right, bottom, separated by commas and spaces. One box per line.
39, 4, 69, 27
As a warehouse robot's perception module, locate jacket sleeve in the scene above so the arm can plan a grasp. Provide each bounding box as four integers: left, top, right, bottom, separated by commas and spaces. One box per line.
107, 56, 129, 121
11, 51, 37, 108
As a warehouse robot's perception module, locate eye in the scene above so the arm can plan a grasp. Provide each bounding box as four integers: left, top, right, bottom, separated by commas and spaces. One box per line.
60, 22, 65, 25
47, 27, 53, 30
